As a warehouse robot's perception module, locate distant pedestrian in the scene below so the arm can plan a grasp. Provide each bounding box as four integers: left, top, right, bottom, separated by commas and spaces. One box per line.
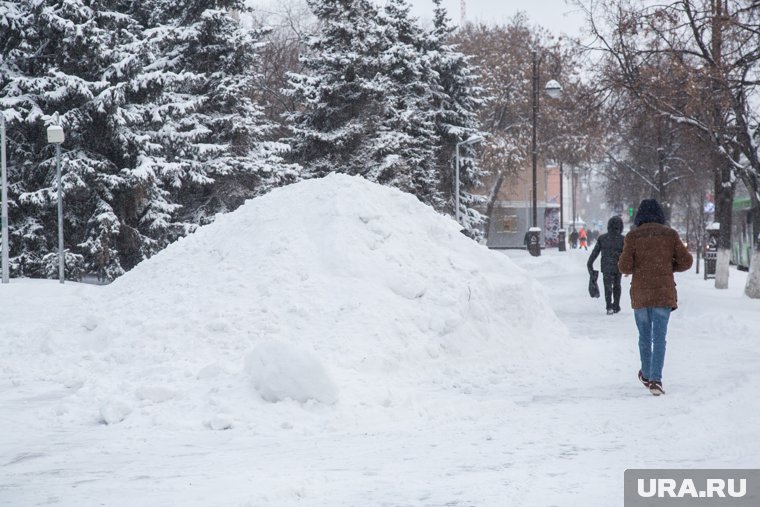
578, 227, 588, 250
569, 228, 579, 249
618, 199, 693, 396
587, 216, 625, 315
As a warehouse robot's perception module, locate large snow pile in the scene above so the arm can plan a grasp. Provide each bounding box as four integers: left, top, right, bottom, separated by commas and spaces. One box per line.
4, 174, 573, 430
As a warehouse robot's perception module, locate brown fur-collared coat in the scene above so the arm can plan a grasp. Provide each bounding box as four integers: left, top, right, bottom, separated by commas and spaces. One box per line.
618, 223, 693, 310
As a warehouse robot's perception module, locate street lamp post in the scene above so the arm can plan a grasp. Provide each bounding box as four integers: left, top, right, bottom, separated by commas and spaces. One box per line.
531, 50, 539, 229
1, 113, 8, 283
529, 49, 562, 255
557, 161, 567, 251
46, 116, 65, 284
559, 161, 564, 230
455, 135, 484, 224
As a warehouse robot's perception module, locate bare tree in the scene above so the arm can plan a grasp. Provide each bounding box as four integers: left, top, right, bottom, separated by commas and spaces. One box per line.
453, 16, 607, 240
576, 0, 760, 295
603, 87, 711, 226
249, 0, 315, 136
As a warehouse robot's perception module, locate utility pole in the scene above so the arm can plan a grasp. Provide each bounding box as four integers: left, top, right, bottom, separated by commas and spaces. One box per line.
531, 49, 539, 229
559, 162, 564, 230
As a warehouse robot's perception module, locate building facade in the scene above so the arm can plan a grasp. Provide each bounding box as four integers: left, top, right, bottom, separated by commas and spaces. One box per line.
485, 164, 563, 249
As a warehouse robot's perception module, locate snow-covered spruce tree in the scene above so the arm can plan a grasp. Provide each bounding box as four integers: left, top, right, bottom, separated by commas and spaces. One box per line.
286, 0, 441, 202
425, 0, 486, 233
286, 0, 417, 183
287, 0, 484, 233
286, 0, 384, 177
133, 0, 299, 228
373, 0, 442, 207
0, 0, 141, 280
1, 0, 297, 280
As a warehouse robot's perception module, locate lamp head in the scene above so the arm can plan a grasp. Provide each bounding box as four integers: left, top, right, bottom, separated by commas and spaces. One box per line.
47, 125, 64, 144
545, 79, 562, 99
457, 135, 484, 148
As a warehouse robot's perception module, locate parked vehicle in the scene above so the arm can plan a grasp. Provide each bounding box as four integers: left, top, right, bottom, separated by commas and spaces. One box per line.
731, 196, 754, 271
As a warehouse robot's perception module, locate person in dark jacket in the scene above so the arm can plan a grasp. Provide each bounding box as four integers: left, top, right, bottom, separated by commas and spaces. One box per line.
569, 228, 579, 248
587, 216, 625, 315
618, 199, 693, 396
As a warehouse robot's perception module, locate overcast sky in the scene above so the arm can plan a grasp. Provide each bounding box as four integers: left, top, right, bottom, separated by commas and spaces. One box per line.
407, 0, 588, 37
250, 0, 590, 38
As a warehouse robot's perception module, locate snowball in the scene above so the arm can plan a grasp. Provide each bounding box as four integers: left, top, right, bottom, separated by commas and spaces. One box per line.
82, 315, 99, 331
206, 320, 229, 333
61, 375, 84, 390
386, 274, 427, 300
99, 399, 132, 425
207, 414, 233, 431
196, 363, 224, 380
245, 341, 338, 405
135, 385, 176, 403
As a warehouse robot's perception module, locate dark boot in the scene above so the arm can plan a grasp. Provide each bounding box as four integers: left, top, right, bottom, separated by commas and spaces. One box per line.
649, 380, 665, 396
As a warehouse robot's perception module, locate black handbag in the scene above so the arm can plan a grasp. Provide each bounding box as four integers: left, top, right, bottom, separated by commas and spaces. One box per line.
588, 270, 600, 298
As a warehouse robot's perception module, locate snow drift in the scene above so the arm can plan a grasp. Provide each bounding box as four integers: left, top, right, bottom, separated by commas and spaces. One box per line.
5, 174, 572, 428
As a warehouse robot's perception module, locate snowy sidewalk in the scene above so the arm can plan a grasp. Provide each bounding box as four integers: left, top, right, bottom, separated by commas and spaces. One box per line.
502, 248, 760, 503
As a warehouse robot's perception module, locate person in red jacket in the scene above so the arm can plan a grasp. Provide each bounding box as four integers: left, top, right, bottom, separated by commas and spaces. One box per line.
578, 227, 588, 250
618, 199, 693, 396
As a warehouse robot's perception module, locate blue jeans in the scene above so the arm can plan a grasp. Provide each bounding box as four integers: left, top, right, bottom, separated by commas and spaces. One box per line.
634, 307, 672, 381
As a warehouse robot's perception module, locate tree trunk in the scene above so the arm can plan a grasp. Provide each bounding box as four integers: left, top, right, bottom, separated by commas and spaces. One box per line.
714, 165, 734, 289
744, 205, 760, 298
745, 252, 760, 298
656, 122, 672, 223
710, 0, 732, 290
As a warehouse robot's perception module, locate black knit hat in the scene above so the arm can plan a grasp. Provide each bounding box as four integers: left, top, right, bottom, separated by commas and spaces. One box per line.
634, 199, 665, 227
607, 215, 624, 234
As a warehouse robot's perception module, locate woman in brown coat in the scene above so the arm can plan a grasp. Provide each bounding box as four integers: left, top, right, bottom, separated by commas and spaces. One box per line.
618, 199, 693, 396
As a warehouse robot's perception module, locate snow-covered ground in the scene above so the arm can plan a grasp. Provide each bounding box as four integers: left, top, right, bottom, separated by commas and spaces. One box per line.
1, 175, 759, 507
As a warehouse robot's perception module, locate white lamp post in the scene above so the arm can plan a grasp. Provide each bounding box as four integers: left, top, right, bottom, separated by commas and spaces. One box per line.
46, 117, 65, 284
1, 113, 8, 283
455, 135, 484, 224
